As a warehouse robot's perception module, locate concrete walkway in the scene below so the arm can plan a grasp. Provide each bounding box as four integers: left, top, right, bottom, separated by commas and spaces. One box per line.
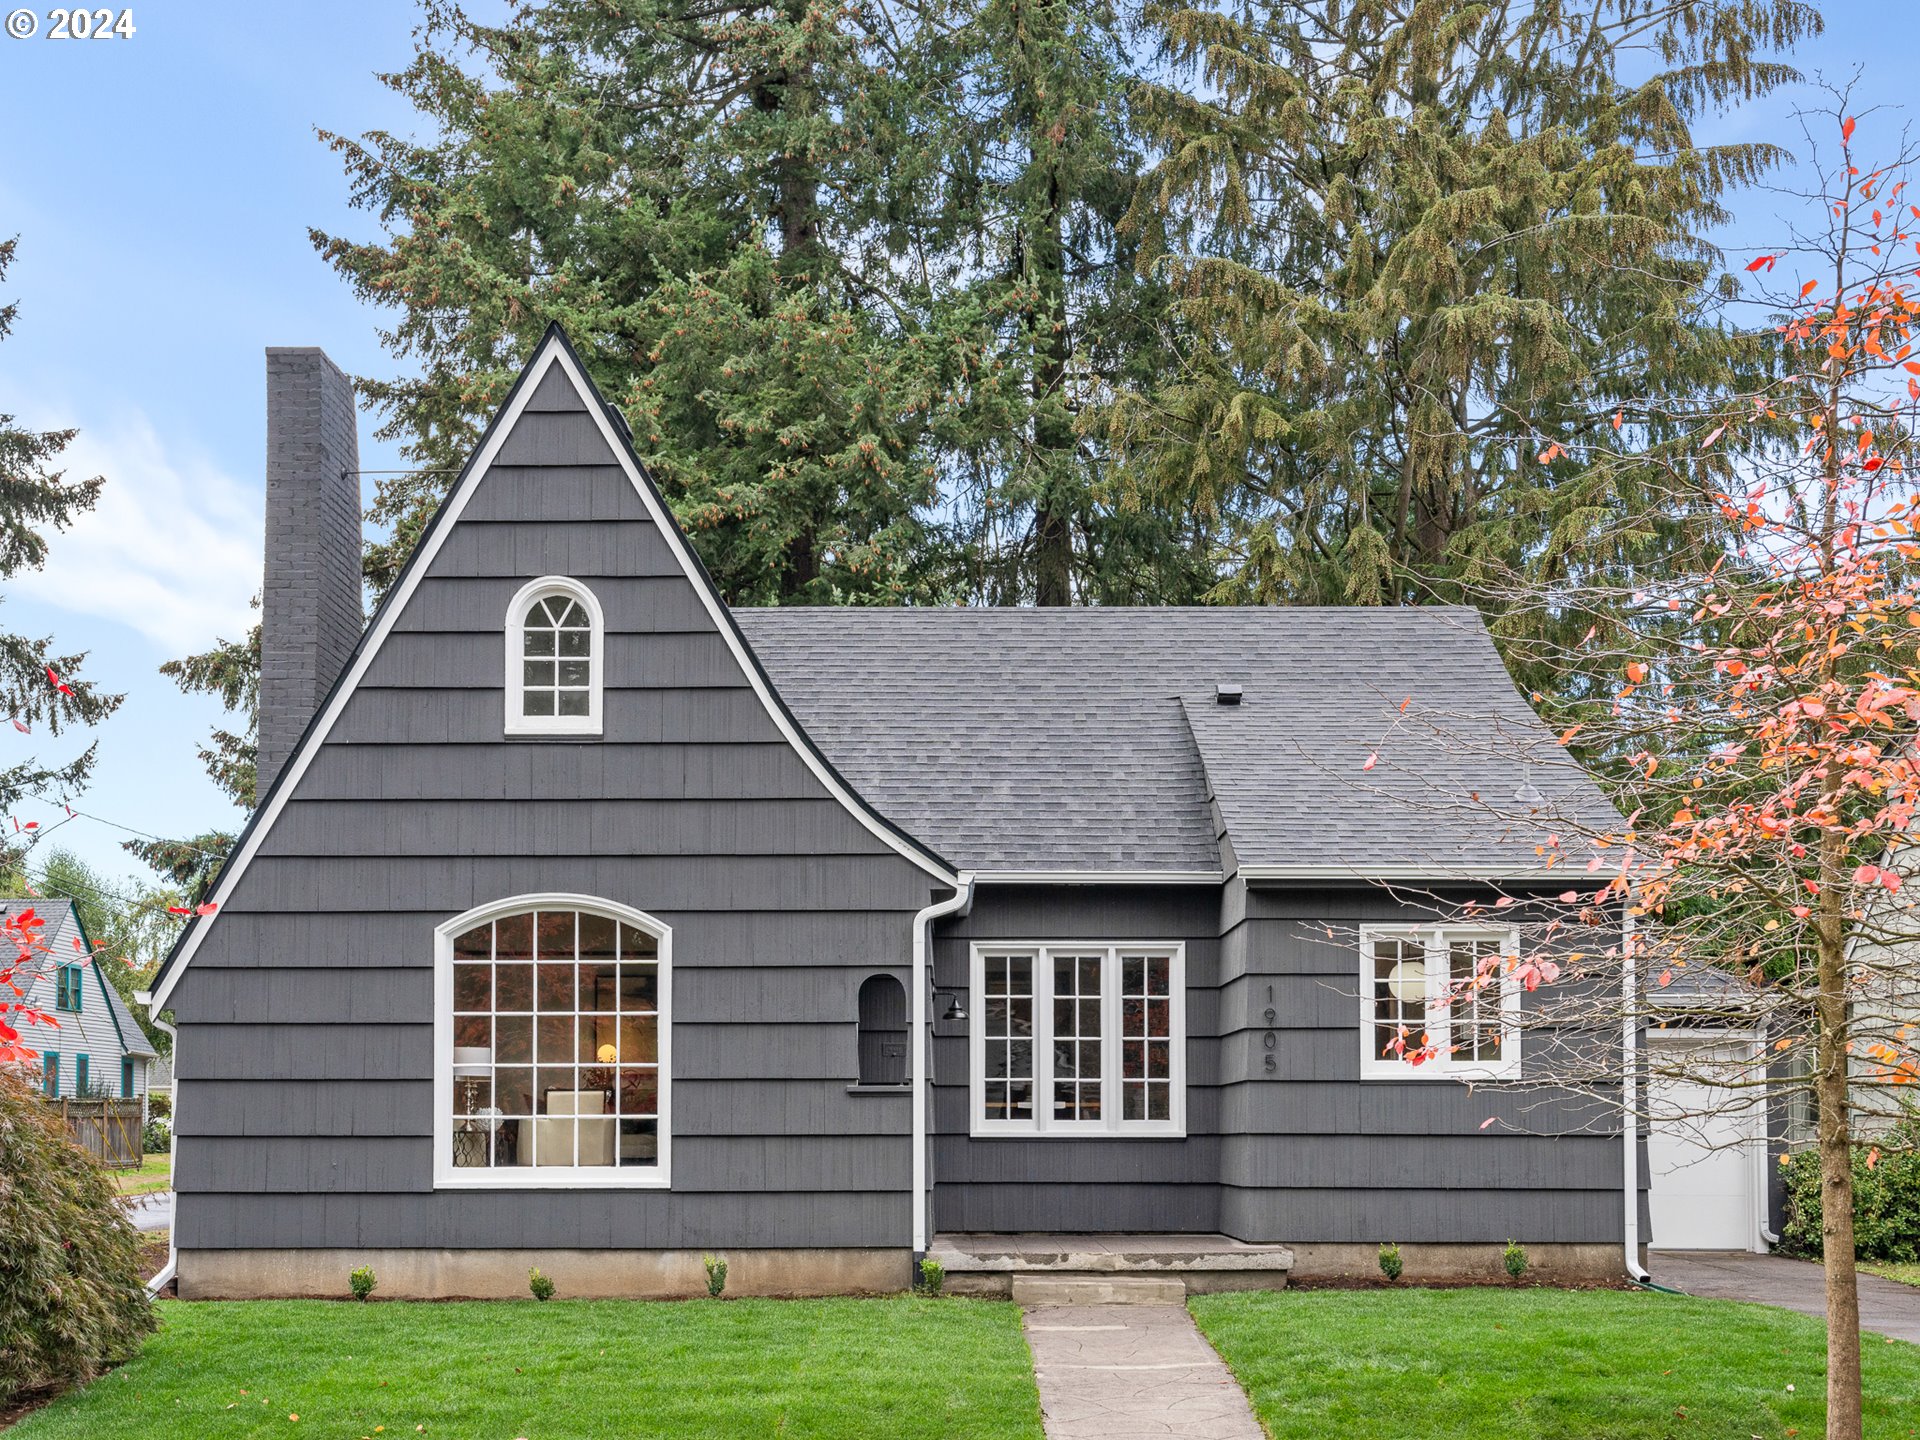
1022, 1304, 1263, 1440
1651, 1250, 1920, 1344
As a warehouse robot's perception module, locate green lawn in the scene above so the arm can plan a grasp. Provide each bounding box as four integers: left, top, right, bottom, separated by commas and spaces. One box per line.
109, 1153, 170, 1197
1865, 1263, 1920, 1289
1190, 1288, 1920, 1440
11, 1297, 1043, 1440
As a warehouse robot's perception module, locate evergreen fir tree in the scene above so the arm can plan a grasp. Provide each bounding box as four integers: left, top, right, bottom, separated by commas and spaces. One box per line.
0, 237, 122, 812
1112, 0, 1821, 658
941, 0, 1211, 603
315, 0, 973, 604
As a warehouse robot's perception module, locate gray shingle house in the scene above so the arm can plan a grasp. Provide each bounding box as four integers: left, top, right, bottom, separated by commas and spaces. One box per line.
146, 328, 1688, 1300
5, 899, 157, 1112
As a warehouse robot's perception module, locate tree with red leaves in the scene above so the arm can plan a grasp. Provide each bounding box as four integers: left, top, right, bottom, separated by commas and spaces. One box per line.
1377, 106, 1920, 1440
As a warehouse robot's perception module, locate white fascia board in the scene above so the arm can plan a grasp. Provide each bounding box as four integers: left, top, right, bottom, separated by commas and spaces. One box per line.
1236, 864, 1576, 883
152, 333, 955, 1011
970, 870, 1224, 886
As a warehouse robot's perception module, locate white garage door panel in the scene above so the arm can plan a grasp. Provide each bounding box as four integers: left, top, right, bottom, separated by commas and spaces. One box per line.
1647, 1041, 1758, 1251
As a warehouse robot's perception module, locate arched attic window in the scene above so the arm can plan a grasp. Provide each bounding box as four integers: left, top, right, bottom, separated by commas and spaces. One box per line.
858, 974, 909, 1087
504, 577, 604, 736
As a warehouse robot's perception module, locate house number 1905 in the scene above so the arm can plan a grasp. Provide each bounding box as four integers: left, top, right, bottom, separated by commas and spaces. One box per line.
1262, 983, 1278, 1074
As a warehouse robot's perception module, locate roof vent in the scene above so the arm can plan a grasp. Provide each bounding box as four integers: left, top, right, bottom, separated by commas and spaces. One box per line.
1215, 684, 1243, 706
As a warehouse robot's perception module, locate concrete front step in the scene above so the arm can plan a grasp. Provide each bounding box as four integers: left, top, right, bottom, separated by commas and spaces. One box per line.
934, 1233, 1293, 1300
1013, 1275, 1188, 1306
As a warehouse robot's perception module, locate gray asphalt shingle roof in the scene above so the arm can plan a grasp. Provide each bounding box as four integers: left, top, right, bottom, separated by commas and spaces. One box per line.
735, 606, 1619, 877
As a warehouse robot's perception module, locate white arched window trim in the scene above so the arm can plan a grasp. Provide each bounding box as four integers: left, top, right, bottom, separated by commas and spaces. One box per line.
504, 576, 605, 736
432, 893, 672, 1189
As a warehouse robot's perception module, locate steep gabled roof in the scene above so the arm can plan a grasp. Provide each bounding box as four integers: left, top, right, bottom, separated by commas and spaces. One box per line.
736, 606, 1619, 879
149, 326, 957, 1009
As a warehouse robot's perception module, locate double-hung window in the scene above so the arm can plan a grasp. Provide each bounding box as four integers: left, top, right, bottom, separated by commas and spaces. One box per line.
1359, 925, 1520, 1079
970, 943, 1185, 1136
55, 962, 84, 1012
121, 1057, 135, 1099
42, 1052, 59, 1097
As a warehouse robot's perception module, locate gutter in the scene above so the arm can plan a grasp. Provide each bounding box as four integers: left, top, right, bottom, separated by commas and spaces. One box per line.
1619, 906, 1652, 1284
134, 994, 177, 1299
912, 874, 975, 1257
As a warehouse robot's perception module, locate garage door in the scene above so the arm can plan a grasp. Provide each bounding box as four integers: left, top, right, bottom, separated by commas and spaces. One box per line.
1646, 1039, 1759, 1251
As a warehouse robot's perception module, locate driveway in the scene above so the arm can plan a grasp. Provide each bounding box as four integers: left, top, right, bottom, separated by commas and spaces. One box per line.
1651, 1250, 1920, 1344
123, 1192, 171, 1233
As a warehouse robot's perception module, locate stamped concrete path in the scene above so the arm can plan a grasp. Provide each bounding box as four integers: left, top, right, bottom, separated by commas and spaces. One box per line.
1022, 1304, 1263, 1440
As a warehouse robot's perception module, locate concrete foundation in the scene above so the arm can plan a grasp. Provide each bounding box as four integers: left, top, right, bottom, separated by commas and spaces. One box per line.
176, 1248, 913, 1300
1285, 1241, 1630, 1285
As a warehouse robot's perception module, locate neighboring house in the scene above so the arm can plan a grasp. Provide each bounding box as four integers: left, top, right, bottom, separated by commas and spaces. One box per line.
4, 899, 158, 1116
145, 329, 1747, 1300
146, 1054, 174, 1109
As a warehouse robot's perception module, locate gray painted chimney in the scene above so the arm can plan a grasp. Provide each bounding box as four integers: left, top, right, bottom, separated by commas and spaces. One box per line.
259, 347, 362, 796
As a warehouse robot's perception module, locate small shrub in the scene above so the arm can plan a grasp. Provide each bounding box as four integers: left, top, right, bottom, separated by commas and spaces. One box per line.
1780, 1109, 1920, 1263
702, 1252, 728, 1298
0, 1067, 155, 1403
1377, 1242, 1403, 1282
141, 1118, 170, 1155
349, 1265, 377, 1301
916, 1257, 946, 1295
528, 1267, 555, 1302
146, 1092, 171, 1122
1503, 1239, 1529, 1281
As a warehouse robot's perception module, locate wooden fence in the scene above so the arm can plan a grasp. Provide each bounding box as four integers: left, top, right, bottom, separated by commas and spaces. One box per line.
60, 1098, 143, 1168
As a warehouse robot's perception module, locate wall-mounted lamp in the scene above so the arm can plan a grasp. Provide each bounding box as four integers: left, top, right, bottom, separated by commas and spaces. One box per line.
942, 993, 968, 1023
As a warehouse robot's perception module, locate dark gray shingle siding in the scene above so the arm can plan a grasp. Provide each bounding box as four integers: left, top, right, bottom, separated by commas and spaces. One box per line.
171, 358, 942, 1253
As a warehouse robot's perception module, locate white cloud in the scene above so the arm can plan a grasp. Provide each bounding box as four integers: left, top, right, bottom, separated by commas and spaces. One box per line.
23, 408, 261, 654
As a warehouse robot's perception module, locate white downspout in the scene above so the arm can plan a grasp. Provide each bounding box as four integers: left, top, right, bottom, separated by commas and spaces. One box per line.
135, 994, 177, 1299
1620, 907, 1652, 1283
912, 874, 974, 1258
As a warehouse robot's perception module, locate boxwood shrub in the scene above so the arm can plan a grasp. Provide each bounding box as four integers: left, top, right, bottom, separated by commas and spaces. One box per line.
1780, 1110, 1920, 1263
0, 1068, 155, 1402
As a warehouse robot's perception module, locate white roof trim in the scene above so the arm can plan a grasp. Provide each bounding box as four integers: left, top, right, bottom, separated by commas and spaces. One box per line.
1235, 864, 1578, 882
151, 332, 955, 1010
970, 870, 1224, 885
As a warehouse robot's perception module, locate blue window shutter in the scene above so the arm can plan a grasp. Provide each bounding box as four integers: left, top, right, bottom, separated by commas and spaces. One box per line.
76, 1054, 89, 1095
121, 1058, 134, 1099
43, 1052, 59, 1097
74, 966, 82, 1013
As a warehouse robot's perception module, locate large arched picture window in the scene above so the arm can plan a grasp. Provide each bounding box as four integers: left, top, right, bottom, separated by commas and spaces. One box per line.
504, 577, 604, 736
434, 895, 670, 1187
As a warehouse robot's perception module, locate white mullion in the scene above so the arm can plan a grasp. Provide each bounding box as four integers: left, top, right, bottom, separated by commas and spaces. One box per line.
1035, 946, 1055, 1134
1426, 931, 1451, 1073
1101, 945, 1119, 1136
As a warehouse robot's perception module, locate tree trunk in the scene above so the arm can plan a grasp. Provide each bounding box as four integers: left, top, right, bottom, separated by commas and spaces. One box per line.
1029, 186, 1073, 607
1815, 897, 1864, 1440
1019, 0, 1073, 608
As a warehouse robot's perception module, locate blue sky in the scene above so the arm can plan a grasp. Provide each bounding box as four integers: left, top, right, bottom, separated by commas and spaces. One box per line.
0, 2, 1907, 896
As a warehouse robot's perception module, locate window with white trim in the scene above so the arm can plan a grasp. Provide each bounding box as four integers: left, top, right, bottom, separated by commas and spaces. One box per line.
970, 943, 1185, 1135
504, 578, 604, 736
1360, 926, 1520, 1079
435, 897, 670, 1187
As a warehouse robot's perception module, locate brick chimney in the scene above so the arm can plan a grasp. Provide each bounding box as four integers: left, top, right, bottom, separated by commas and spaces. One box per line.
259, 347, 362, 795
